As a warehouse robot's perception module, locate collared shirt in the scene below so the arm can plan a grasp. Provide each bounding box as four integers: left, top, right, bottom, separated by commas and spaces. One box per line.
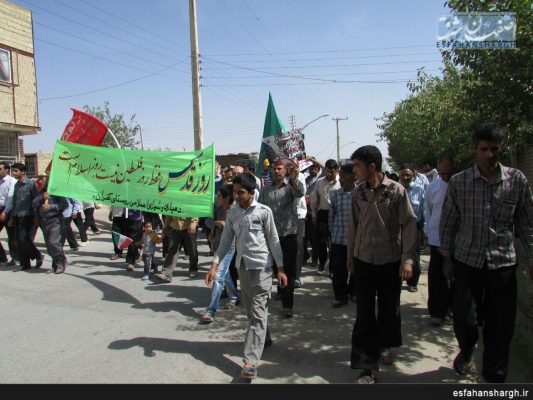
305, 172, 321, 197
415, 172, 429, 190
424, 177, 448, 247
63, 198, 77, 218
258, 177, 305, 237
439, 163, 533, 269
328, 187, 352, 245
405, 181, 425, 223
347, 176, 417, 265
10, 177, 39, 217
310, 176, 341, 217
0, 174, 16, 209
424, 168, 439, 183
213, 200, 283, 270
296, 172, 307, 219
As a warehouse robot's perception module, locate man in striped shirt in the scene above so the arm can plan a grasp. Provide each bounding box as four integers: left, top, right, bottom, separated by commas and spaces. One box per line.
440, 123, 533, 383
328, 163, 356, 307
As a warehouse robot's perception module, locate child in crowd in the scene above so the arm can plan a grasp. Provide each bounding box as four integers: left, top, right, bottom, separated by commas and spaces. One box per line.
137, 220, 161, 280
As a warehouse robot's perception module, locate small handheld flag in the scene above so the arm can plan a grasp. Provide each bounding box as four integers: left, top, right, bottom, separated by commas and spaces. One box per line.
112, 231, 133, 250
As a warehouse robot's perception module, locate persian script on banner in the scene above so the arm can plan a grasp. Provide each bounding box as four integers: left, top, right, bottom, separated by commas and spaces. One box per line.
48, 141, 215, 218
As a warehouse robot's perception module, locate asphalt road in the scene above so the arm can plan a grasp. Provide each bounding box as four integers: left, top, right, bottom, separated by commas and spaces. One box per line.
0, 206, 530, 384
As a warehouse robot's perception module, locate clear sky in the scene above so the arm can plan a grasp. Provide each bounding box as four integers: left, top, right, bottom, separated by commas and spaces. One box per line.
12, 0, 448, 165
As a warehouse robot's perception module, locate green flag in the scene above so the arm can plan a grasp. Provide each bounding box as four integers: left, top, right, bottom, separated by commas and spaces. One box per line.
48, 140, 215, 218
256, 93, 286, 177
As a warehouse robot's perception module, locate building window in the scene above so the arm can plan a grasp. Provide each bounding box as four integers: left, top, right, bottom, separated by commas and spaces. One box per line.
0, 48, 12, 84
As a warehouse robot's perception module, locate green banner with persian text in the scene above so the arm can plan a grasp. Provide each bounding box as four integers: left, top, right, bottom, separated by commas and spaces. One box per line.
48, 141, 215, 218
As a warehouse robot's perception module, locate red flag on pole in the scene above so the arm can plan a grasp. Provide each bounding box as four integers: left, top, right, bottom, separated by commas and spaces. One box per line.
46, 108, 109, 174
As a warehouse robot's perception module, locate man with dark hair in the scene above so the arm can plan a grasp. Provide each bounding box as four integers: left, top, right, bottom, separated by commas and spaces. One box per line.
310, 159, 340, 273
329, 163, 356, 307
259, 159, 304, 318
440, 123, 533, 383
425, 157, 454, 326
0, 162, 17, 265
347, 145, 417, 383
207, 172, 287, 379
6, 163, 43, 270
304, 158, 323, 266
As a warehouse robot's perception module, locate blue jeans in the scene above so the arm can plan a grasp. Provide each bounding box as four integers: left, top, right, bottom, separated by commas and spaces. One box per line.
206, 249, 239, 316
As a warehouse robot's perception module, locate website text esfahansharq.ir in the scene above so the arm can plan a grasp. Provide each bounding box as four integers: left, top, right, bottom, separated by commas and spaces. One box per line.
453, 389, 529, 399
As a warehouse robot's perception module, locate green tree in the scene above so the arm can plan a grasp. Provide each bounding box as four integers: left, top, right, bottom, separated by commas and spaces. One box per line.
83, 102, 140, 149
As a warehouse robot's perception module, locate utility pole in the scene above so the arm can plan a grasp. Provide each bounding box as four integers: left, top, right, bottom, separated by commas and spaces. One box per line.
138, 125, 145, 150
189, 0, 203, 150
290, 114, 296, 131
332, 117, 348, 162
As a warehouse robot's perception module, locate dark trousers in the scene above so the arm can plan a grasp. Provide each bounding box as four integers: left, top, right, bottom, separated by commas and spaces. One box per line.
124, 219, 143, 265
406, 233, 421, 287
427, 246, 453, 318
112, 217, 126, 255
71, 212, 88, 242
331, 243, 355, 302
62, 216, 79, 249
351, 258, 402, 371
452, 260, 517, 383
316, 209, 330, 268
304, 212, 319, 263
0, 213, 17, 262
228, 252, 238, 290
83, 208, 98, 233
14, 216, 42, 268
41, 216, 66, 271
275, 234, 297, 310
295, 218, 305, 280
162, 229, 198, 275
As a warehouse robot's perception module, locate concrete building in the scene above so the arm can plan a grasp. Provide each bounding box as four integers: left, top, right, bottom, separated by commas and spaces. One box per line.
23, 151, 53, 178
0, 0, 40, 164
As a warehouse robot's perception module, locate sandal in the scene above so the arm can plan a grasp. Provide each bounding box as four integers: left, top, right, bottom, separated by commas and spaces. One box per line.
381, 348, 393, 365
240, 364, 257, 379
201, 313, 214, 323
223, 300, 237, 310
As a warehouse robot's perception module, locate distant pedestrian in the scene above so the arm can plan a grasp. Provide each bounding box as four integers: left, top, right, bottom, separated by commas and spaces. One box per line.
82, 201, 100, 234
0, 162, 17, 266
137, 220, 161, 281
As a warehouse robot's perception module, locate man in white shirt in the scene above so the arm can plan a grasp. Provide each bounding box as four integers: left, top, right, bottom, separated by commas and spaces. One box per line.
424, 157, 454, 326
0, 162, 17, 265
310, 159, 340, 272
295, 171, 307, 288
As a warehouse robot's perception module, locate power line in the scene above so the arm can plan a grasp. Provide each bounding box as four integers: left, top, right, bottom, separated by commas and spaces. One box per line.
17, 0, 184, 63
52, 0, 187, 56
35, 21, 189, 72
202, 80, 411, 87
36, 38, 189, 82
201, 57, 443, 71
40, 57, 190, 101
204, 44, 435, 57
79, 0, 188, 51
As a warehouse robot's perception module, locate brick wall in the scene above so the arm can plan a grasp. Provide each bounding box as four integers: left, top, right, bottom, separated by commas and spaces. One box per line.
0, 0, 34, 53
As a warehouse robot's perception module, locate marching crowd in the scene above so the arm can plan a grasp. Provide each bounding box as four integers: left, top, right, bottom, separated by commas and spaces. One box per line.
0, 122, 532, 384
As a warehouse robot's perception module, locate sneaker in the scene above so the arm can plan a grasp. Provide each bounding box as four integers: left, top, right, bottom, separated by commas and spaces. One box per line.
189, 270, 198, 278
282, 308, 293, 318
332, 299, 348, 308
430, 317, 444, 327
141, 275, 150, 281
356, 370, 376, 384
126, 264, 135, 271
453, 352, 472, 375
